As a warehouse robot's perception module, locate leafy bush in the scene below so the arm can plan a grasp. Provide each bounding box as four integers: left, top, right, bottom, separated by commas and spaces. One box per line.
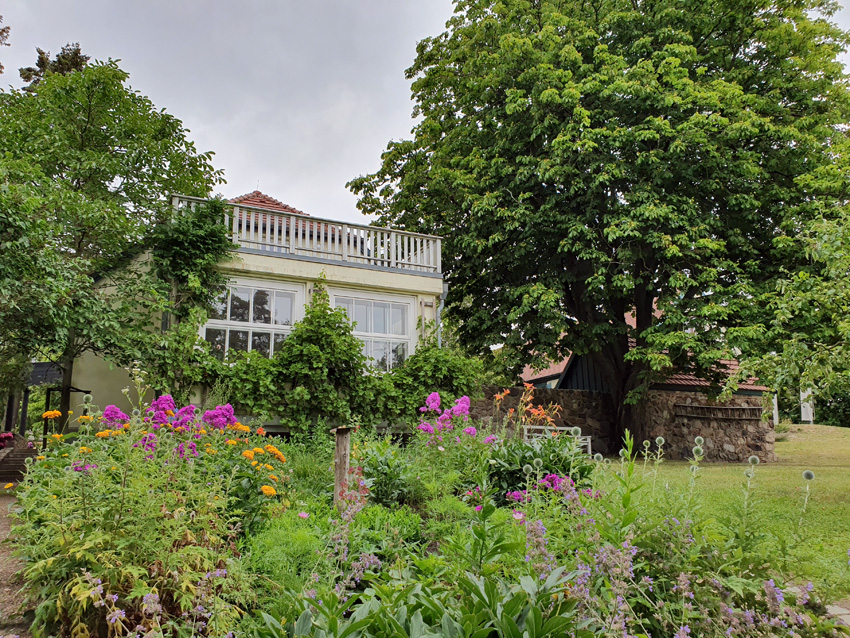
11, 396, 287, 637
352, 504, 423, 559
357, 437, 421, 507
488, 434, 595, 503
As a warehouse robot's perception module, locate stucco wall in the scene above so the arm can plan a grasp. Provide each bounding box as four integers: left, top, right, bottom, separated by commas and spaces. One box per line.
471, 386, 775, 461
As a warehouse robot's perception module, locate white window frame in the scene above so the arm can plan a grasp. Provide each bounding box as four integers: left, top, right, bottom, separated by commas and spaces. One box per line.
202, 277, 306, 359
327, 287, 416, 371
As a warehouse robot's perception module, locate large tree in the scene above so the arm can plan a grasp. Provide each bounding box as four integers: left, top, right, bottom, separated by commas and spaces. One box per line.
0, 15, 9, 74
0, 61, 223, 429
19, 42, 89, 91
349, 0, 850, 439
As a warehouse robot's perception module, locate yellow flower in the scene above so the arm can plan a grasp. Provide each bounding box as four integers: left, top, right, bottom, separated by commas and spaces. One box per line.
95, 430, 111, 438
264, 464, 274, 471
252, 447, 266, 455
78, 415, 93, 423
225, 439, 238, 445
42, 410, 62, 419
242, 450, 255, 461
79, 447, 92, 454
51, 494, 57, 499
61, 454, 68, 457
36, 455, 45, 461
3, 483, 13, 489
269, 475, 279, 482
260, 485, 277, 497
251, 461, 258, 467
206, 449, 217, 455
111, 466, 117, 470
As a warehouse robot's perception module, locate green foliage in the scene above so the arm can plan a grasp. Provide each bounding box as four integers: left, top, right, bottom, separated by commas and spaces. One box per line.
815, 392, 850, 428
390, 330, 485, 417
272, 280, 374, 429
151, 197, 235, 318
19, 42, 89, 91
358, 437, 420, 507
0, 59, 222, 427
11, 399, 285, 637
352, 504, 423, 559
349, 0, 850, 436
488, 434, 595, 502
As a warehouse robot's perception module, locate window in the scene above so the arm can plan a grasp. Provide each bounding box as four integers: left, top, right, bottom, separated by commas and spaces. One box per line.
203, 280, 302, 359
333, 293, 412, 371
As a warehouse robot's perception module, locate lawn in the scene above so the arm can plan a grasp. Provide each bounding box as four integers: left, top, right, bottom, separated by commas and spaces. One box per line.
654, 424, 850, 602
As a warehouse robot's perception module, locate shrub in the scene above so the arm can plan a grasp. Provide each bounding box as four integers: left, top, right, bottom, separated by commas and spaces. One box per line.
357, 437, 421, 507
11, 396, 286, 637
488, 434, 595, 503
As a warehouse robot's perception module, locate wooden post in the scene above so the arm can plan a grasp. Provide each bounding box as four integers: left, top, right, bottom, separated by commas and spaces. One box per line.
18, 388, 30, 436
333, 426, 352, 510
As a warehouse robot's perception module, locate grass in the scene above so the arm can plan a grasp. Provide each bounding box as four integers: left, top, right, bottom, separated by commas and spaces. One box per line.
653, 424, 850, 602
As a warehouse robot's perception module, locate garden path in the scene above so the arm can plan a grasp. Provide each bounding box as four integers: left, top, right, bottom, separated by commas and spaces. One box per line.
0, 494, 30, 637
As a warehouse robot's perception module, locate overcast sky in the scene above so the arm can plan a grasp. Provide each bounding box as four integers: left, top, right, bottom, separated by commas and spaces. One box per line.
2, 1, 850, 225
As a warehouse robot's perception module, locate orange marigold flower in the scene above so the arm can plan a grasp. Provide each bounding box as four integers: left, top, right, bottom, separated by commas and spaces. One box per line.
260, 485, 277, 497
269, 475, 279, 482
36, 456, 45, 461
79, 447, 92, 454
42, 410, 62, 419
256, 427, 266, 436
95, 430, 110, 438
251, 461, 258, 467
4, 483, 13, 489
264, 463, 274, 471
166, 410, 175, 417
225, 439, 238, 445
242, 450, 255, 461
252, 447, 265, 454
206, 449, 217, 455
78, 415, 93, 423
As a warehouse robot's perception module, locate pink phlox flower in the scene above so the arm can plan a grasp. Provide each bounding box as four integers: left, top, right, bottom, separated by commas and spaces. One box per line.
422, 392, 441, 413
437, 446, 445, 452
463, 426, 477, 436
298, 512, 310, 519
474, 505, 483, 512
202, 403, 236, 429
102, 405, 129, 426
171, 404, 197, 430
451, 396, 470, 417
483, 435, 497, 444
418, 422, 434, 435
150, 394, 176, 413
512, 510, 525, 521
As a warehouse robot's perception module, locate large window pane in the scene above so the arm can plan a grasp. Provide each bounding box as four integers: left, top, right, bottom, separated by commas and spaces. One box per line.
253, 289, 271, 324
360, 339, 371, 361
353, 300, 371, 332
205, 327, 226, 360
391, 342, 407, 369
336, 297, 353, 319
391, 304, 407, 336
273, 333, 287, 356
373, 301, 389, 334
230, 287, 250, 322
252, 331, 271, 357
210, 289, 228, 320
274, 291, 294, 326
372, 340, 390, 371
229, 329, 249, 353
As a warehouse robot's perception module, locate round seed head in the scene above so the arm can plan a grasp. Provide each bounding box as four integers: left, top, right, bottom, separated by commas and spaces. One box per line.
132, 409, 141, 417
570, 427, 582, 437
803, 470, 815, 481
748, 455, 760, 466
83, 394, 93, 404
594, 453, 603, 462
655, 436, 665, 446
603, 458, 612, 466
692, 446, 704, 457
618, 449, 626, 458
533, 458, 543, 469
522, 464, 533, 474
643, 440, 651, 449
694, 436, 704, 446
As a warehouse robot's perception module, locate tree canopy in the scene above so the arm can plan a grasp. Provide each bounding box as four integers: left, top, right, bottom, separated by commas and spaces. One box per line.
19, 42, 89, 91
0, 15, 9, 75
349, 0, 850, 437
0, 60, 223, 426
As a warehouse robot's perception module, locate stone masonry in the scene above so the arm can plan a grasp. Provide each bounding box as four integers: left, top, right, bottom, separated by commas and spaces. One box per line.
472, 385, 775, 461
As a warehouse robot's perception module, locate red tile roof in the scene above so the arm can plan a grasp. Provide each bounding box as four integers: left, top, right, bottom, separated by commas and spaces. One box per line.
229, 191, 309, 216
521, 355, 572, 382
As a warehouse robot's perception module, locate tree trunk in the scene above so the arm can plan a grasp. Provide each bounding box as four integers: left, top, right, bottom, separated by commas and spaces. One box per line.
58, 328, 75, 434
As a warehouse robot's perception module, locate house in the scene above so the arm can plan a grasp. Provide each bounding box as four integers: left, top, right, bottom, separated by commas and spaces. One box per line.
70, 191, 444, 408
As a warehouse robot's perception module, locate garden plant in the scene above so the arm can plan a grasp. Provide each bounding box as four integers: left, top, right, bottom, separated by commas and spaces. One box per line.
5, 387, 849, 638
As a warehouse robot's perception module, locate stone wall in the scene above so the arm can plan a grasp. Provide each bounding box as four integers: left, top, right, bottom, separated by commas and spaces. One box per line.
644, 390, 775, 462
471, 386, 775, 462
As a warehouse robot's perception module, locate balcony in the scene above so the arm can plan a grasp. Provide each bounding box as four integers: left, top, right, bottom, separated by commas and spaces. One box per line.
172, 194, 442, 276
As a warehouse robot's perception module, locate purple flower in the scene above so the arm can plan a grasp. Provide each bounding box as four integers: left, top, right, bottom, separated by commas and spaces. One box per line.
102, 405, 129, 426
150, 395, 176, 413
483, 435, 497, 444
106, 609, 126, 624
421, 392, 441, 413
202, 403, 236, 429
298, 512, 310, 519
418, 422, 434, 434
463, 426, 477, 436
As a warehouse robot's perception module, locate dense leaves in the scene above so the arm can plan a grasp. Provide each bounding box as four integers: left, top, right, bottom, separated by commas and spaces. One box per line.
349, 0, 850, 436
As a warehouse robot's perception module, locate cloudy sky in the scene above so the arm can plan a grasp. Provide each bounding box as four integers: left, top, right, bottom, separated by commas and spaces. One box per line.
2, 1, 850, 225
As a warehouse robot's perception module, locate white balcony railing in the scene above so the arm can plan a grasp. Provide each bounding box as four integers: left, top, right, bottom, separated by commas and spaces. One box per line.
172, 195, 441, 275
